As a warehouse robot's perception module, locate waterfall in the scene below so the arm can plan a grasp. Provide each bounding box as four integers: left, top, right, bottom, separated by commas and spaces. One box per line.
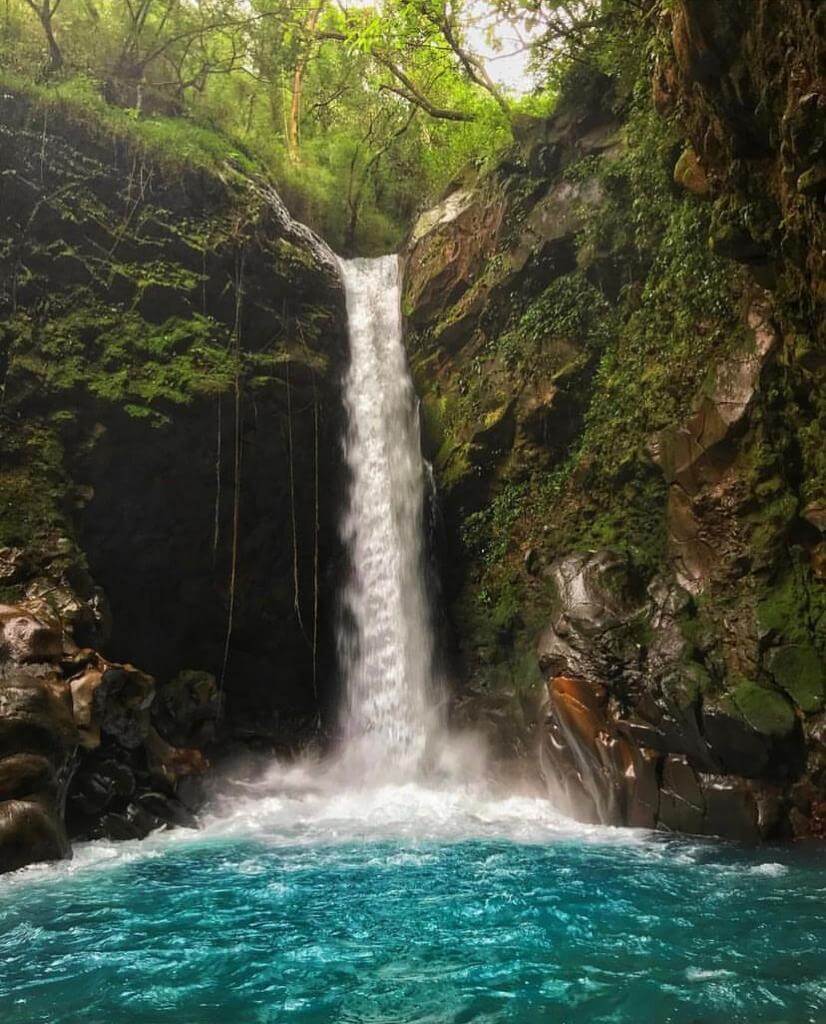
336, 255, 442, 773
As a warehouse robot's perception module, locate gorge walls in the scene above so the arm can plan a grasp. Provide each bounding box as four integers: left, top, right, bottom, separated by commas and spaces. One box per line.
0, 85, 346, 868
0, 0, 823, 872
402, 0, 824, 841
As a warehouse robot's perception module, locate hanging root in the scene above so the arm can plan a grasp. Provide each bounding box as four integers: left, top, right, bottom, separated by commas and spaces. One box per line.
209, 247, 222, 563
212, 396, 222, 561
218, 250, 245, 711
286, 356, 308, 640
311, 367, 320, 702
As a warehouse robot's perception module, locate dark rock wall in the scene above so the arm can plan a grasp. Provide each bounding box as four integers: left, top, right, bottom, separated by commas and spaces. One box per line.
403, 4, 824, 840
0, 88, 347, 869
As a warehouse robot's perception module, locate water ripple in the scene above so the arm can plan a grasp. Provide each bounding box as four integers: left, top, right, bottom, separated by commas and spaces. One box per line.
1, 769, 825, 1023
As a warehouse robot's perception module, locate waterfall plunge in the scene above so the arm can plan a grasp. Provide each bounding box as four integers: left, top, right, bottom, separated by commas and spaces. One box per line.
336, 256, 443, 774
206, 256, 555, 822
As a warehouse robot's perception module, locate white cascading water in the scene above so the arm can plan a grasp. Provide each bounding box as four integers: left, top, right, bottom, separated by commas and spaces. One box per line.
77, 254, 603, 854
335, 255, 442, 773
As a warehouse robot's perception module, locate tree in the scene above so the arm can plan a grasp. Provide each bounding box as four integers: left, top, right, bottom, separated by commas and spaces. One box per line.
286, 0, 326, 162
23, 0, 64, 72
2, 0, 528, 250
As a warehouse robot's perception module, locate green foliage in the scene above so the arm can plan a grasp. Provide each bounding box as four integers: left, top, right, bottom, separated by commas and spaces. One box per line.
565, 102, 745, 480
496, 273, 614, 373
0, 0, 534, 254
0, 71, 262, 178
461, 481, 529, 568
5, 295, 234, 426
449, 93, 740, 629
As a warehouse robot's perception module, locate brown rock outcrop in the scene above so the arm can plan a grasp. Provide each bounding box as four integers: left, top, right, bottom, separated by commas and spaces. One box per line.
0, 598, 213, 873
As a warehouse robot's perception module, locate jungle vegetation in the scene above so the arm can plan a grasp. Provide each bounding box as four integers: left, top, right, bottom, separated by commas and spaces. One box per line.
0, 0, 650, 252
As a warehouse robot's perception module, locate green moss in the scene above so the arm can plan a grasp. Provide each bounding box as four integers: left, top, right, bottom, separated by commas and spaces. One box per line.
435, 441, 472, 493
495, 272, 614, 374
6, 298, 234, 426
0, 424, 70, 554
757, 569, 809, 644
419, 394, 448, 456
731, 679, 796, 737
0, 72, 261, 178
798, 371, 826, 509
661, 661, 713, 710
766, 644, 825, 713
0, 78, 336, 571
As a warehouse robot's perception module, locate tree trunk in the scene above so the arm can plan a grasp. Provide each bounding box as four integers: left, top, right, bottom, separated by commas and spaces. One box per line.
31, 0, 63, 73
286, 2, 324, 163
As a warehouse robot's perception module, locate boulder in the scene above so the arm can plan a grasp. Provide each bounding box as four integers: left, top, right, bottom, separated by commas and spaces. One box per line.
0, 798, 70, 874
766, 645, 825, 713
701, 704, 772, 777
0, 667, 78, 761
0, 668, 79, 871
0, 606, 63, 663
534, 551, 811, 840
699, 775, 762, 842
153, 669, 219, 747
0, 754, 56, 802
145, 726, 208, 789
92, 664, 155, 749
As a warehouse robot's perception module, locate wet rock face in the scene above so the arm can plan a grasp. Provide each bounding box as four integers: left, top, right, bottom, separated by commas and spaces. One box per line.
405, 187, 506, 329
401, 0, 823, 844
537, 551, 645, 683
0, 606, 64, 664
650, 300, 779, 594
662, 0, 825, 305
0, 608, 76, 872
0, 599, 214, 873
541, 672, 782, 843
0, 799, 72, 875
0, 88, 347, 747
536, 552, 819, 840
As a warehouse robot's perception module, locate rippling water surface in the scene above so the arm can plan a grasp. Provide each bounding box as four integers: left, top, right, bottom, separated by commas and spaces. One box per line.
1, 764, 825, 1024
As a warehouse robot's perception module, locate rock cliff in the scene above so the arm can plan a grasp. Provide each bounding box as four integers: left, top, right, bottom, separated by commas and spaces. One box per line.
0, 85, 346, 870
403, 1, 824, 841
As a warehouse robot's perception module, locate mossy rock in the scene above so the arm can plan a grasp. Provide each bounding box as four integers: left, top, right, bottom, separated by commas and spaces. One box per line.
757, 572, 807, 642
420, 394, 448, 458
469, 400, 516, 469
731, 679, 796, 738
661, 661, 712, 710
766, 644, 825, 713
673, 146, 710, 197
435, 441, 472, 492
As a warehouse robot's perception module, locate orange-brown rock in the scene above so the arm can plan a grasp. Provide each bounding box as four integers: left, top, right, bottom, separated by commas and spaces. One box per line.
0, 797, 70, 874
673, 146, 711, 196
0, 605, 63, 664
145, 726, 208, 789
543, 676, 641, 826
404, 186, 506, 329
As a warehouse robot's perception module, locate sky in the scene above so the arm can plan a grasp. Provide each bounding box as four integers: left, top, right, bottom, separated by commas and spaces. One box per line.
464, 7, 537, 92
339, 0, 538, 93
